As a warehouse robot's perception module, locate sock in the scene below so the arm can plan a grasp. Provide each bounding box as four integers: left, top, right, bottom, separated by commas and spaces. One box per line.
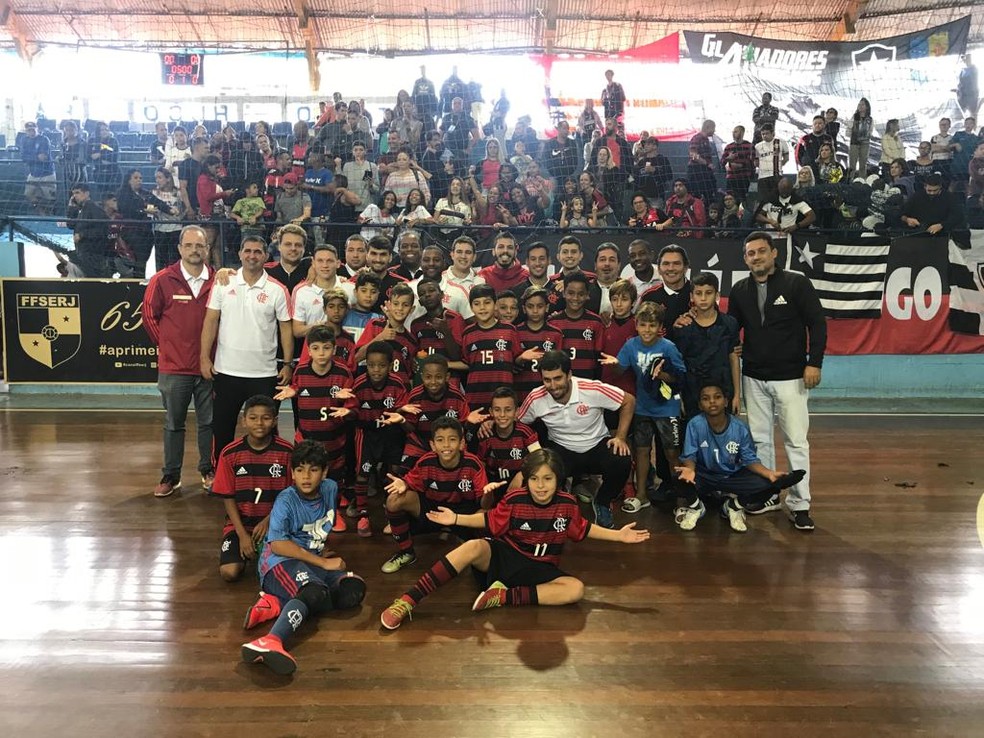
505, 586, 538, 606
269, 598, 309, 647
355, 476, 369, 511
386, 509, 413, 551
405, 555, 459, 606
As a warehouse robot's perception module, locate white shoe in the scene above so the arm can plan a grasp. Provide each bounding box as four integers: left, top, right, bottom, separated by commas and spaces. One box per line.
725, 500, 747, 533
674, 500, 706, 531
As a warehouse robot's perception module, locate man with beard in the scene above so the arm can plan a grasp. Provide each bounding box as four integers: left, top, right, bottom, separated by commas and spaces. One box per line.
795, 116, 834, 177
478, 231, 529, 293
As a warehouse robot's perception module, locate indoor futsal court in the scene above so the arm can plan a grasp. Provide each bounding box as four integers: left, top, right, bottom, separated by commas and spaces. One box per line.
2, 405, 982, 736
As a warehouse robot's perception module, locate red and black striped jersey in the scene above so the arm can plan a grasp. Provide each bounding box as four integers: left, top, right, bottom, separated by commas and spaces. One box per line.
355, 318, 418, 386
475, 421, 540, 483
399, 384, 471, 450
462, 321, 519, 409
296, 328, 355, 372
600, 315, 637, 395
548, 310, 606, 379
212, 435, 294, 536
485, 488, 590, 566
291, 361, 356, 467
352, 372, 405, 429
410, 310, 466, 359
403, 451, 488, 508
514, 321, 564, 396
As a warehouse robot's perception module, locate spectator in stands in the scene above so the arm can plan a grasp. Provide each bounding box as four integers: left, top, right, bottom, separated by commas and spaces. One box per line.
57, 120, 87, 195
324, 174, 361, 248
274, 173, 313, 233
559, 194, 595, 230
376, 131, 402, 178
901, 173, 961, 235
290, 122, 311, 178
951, 116, 980, 196
719, 191, 744, 236
358, 190, 398, 240
231, 181, 266, 243
255, 133, 277, 170
794, 166, 816, 191
542, 120, 579, 186
755, 176, 815, 234
910, 141, 936, 187
722, 125, 754, 204
752, 93, 779, 145
470, 183, 504, 227
968, 143, 984, 197
588, 146, 624, 221
385, 150, 431, 207
754, 124, 788, 205
657, 178, 707, 237
578, 98, 604, 140
337, 111, 371, 163
66, 182, 110, 278
209, 132, 231, 166
625, 192, 665, 229
396, 187, 434, 227
796, 116, 834, 177
164, 126, 191, 184
227, 132, 265, 192
302, 150, 333, 245
433, 177, 472, 229
474, 138, 504, 192
635, 136, 673, 206
519, 159, 552, 211
394, 101, 423, 149
930, 117, 955, 186
509, 115, 540, 159
816, 143, 845, 184
177, 137, 209, 220
341, 141, 378, 208
888, 158, 916, 198
879, 119, 905, 179
503, 185, 544, 227
967, 191, 984, 228
152, 166, 184, 272
600, 69, 626, 125
824, 108, 841, 147
87, 122, 120, 199
376, 108, 396, 151
149, 122, 169, 166
440, 96, 480, 160
578, 171, 613, 225
847, 98, 873, 179
507, 139, 533, 180
592, 119, 632, 208
118, 168, 175, 277
198, 154, 236, 264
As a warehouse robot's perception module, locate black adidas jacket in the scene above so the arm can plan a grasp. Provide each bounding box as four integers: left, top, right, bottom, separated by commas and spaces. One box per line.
727, 267, 827, 381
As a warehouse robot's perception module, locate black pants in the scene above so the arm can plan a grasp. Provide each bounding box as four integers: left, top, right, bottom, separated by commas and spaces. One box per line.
546, 438, 632, 506
211, 373, 277, 466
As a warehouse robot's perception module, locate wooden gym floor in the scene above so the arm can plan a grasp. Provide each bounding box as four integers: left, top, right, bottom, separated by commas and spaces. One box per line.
0, 409, 983, 737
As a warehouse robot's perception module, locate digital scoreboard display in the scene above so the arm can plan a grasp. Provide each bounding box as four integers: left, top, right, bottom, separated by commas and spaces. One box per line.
161, 53, 204, 86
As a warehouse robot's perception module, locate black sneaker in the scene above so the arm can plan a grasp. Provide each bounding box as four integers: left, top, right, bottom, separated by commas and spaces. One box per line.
789, 509, 815, 531
746, 493, 781, 515
646, 481, 673, 506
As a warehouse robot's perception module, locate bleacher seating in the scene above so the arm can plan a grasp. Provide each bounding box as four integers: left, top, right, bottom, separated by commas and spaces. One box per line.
109, 120, 131, 134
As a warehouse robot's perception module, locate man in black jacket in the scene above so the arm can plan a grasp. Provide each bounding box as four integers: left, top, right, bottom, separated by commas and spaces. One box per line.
727, 231, 826, 531
66, 183, 110, 277
901, 173, 963, 235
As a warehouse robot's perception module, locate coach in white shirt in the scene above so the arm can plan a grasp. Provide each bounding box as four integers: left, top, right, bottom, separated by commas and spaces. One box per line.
200, 235, 294, 464
517, 350, 635, 529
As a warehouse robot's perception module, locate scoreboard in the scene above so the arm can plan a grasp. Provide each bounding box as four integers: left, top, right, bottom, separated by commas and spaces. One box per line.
161, 53, 204, 86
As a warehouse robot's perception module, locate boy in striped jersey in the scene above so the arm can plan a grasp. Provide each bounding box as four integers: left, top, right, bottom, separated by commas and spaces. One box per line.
354, 282, 418, 387
475, 388, 541, 497
381, 448, 649, 630
514, 287, 564, 397
212, 395, 294, 583
548, 271, 606, 379
462, 284, 522, 410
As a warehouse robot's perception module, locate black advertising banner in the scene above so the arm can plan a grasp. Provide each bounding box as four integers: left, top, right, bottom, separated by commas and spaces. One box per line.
683, 18, 970, 76
1, 279, 157, 383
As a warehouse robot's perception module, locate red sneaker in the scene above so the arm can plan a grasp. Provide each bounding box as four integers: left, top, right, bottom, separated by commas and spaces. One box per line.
153, 476, 181, 498
380, 597, 414, 630
472, 581, 508, 611
333, 511, 348, 533
243, 592, 281, 630
357, 516, 372, 538
240, 635, 296, 675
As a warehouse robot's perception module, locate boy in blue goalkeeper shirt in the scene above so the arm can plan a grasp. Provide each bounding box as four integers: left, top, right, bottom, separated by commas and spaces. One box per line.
241, 440, 366, 676
673, 383, 805, 533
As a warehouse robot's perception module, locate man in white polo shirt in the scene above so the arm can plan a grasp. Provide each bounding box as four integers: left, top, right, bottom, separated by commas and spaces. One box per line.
200, 235, 294, 464
517, 350, 635, 529
441, 234, 485, 318
291, 244, 350, 339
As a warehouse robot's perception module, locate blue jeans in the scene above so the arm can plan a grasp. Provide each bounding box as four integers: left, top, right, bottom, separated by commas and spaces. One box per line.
158, 372, 213, 479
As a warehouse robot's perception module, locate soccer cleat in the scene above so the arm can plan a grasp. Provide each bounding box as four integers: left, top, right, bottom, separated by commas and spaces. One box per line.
592, 499, 614, 529
674, 500, 706, 531
380, 597, 414, 630
746, 493, 781, 515
789, 509, 815, 531
381, 551, 417, 574
243, 591, 282, 630
201, 471, 215, 493
154, 476, 181, 498
472, 581, 507, 611
725, 499, 748, 533
240, 635, 296, 675
357, 516, 372, 538
621, 496, 650, 514
333, 513, 348, 533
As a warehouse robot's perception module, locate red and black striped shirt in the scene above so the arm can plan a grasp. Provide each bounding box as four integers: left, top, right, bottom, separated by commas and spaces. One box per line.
290, 361, 356, 469
514, 321, 564, 396
410, 309, 466, 359
399, 384, 471, 451
462, 321, 519, 409
355, 317, 418, 387
296, 327, 355, 372
212, 435, 294, 536
404, 451, 488, 508
351, 372, 405, 429
486, 488, 591, 566
475, 421, 539, 483
548, 310, 606, 379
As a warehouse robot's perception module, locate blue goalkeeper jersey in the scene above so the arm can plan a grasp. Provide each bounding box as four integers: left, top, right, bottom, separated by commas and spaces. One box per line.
680, 414, 761, 476
259, 479, 339, 578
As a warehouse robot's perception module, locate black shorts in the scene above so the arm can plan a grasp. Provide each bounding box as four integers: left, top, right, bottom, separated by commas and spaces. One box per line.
220, 529, 258, 566
476, 538, 567, 589
355, 426, 405, 475
409, 496, 482, 538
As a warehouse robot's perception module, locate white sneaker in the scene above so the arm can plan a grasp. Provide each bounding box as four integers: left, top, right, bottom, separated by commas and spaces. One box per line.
621, 497, 650, 514
674, 500, 706, 531
726, 500, 747, 533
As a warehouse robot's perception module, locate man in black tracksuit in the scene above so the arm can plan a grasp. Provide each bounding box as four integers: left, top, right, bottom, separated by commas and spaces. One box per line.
727, 231, 826, 531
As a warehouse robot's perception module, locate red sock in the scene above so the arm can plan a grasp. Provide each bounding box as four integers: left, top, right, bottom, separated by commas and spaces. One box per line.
505, 586, 538, 606
405, 556, 459, 605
